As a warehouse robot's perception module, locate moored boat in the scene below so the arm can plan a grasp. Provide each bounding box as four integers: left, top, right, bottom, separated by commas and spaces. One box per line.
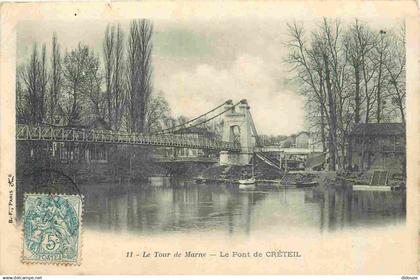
238, 153, 256, 187
194, 176, 207, 184
352, 184, 391, 191
238, 177, 256, 185
352, 171, 401, 191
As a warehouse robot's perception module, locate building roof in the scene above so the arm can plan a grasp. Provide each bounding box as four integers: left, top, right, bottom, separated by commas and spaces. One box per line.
350, 123, 405, 136
296, 131, 310, 138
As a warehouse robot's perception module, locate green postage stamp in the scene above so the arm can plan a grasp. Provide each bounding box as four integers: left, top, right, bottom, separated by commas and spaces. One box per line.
22, 194, 83, 265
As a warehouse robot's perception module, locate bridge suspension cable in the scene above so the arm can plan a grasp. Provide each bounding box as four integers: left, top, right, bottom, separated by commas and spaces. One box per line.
168, 101, 242, 134
247, 108, 282, 169
247, 110, 261, 147
150, 100, 232, 135
255, 152, 282, 170
153, 100, 239, 135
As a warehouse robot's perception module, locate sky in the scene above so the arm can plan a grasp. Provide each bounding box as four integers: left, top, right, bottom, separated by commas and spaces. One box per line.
17, 18, 402, 136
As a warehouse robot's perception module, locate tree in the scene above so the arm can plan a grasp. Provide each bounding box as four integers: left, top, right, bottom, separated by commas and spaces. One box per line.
112, 24, 125, 130
61, 43, 101, 126
317, 20, 354, 170
144, 94, 170, 132
286, 18, 405, 171
80, 50, 104, 126
103, 24, 115, 128
49, 33, 63, 124
126, 19, 153, 133
16, 65, 29, 124
39, 45, 48, 123
286, 19, 342, 170
344, 20, 376, 124
384, 24, 406, 124
374, 29, 390, 123
103, 24, 126, 130
19, 43, 48, 124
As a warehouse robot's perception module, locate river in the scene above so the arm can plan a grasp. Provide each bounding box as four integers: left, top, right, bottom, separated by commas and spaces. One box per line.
79, 178, 406, 236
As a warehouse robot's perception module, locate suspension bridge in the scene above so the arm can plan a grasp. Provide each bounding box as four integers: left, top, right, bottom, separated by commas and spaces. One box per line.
16, 124, 240, 152
17, 99, 273, 166
16, 99, 324, 169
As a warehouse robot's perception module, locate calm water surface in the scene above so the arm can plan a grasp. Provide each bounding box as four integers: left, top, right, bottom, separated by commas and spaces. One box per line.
80, 178, 406, 235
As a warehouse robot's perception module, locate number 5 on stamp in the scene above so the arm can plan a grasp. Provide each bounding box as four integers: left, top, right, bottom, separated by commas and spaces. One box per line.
22, 193, 83, 265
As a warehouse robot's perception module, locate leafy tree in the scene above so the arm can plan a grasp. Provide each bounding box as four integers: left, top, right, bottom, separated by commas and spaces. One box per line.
126, 20, 153, 133
60, 43, 101, 126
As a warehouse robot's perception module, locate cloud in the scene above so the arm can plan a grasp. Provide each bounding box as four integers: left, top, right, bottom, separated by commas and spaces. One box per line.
156, 54, 305, 135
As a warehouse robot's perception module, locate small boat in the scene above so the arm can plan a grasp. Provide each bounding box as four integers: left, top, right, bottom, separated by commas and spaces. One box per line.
194, 176, 207, 184
352, 171, 399, 192
352, 184, 391, 191
238, 177, 256, 185
238, 153, 256, 187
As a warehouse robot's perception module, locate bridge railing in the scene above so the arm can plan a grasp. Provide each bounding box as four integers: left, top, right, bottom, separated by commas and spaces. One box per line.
16, 124, 241, 152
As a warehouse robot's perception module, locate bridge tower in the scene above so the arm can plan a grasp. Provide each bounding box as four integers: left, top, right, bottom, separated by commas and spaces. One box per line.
220, 99, 256, 165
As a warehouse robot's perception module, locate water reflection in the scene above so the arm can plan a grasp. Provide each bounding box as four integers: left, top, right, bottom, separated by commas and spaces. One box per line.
80, 179, 405, 235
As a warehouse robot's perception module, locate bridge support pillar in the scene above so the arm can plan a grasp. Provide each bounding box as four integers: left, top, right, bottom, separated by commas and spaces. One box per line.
220, 100, 255, 166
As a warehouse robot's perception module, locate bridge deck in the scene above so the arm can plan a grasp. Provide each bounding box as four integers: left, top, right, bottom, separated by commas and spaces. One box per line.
16, 124, 241, 152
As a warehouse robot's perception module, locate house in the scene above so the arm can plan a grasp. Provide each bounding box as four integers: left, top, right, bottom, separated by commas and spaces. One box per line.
279, 131, 312, 149
295, 132, 310, 148
347, 123, 405, 174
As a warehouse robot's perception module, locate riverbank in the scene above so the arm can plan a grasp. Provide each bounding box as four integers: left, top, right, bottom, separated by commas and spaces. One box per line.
337, 171, 406, 189
199, 157, 339, 185
199, 158, 405, 189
